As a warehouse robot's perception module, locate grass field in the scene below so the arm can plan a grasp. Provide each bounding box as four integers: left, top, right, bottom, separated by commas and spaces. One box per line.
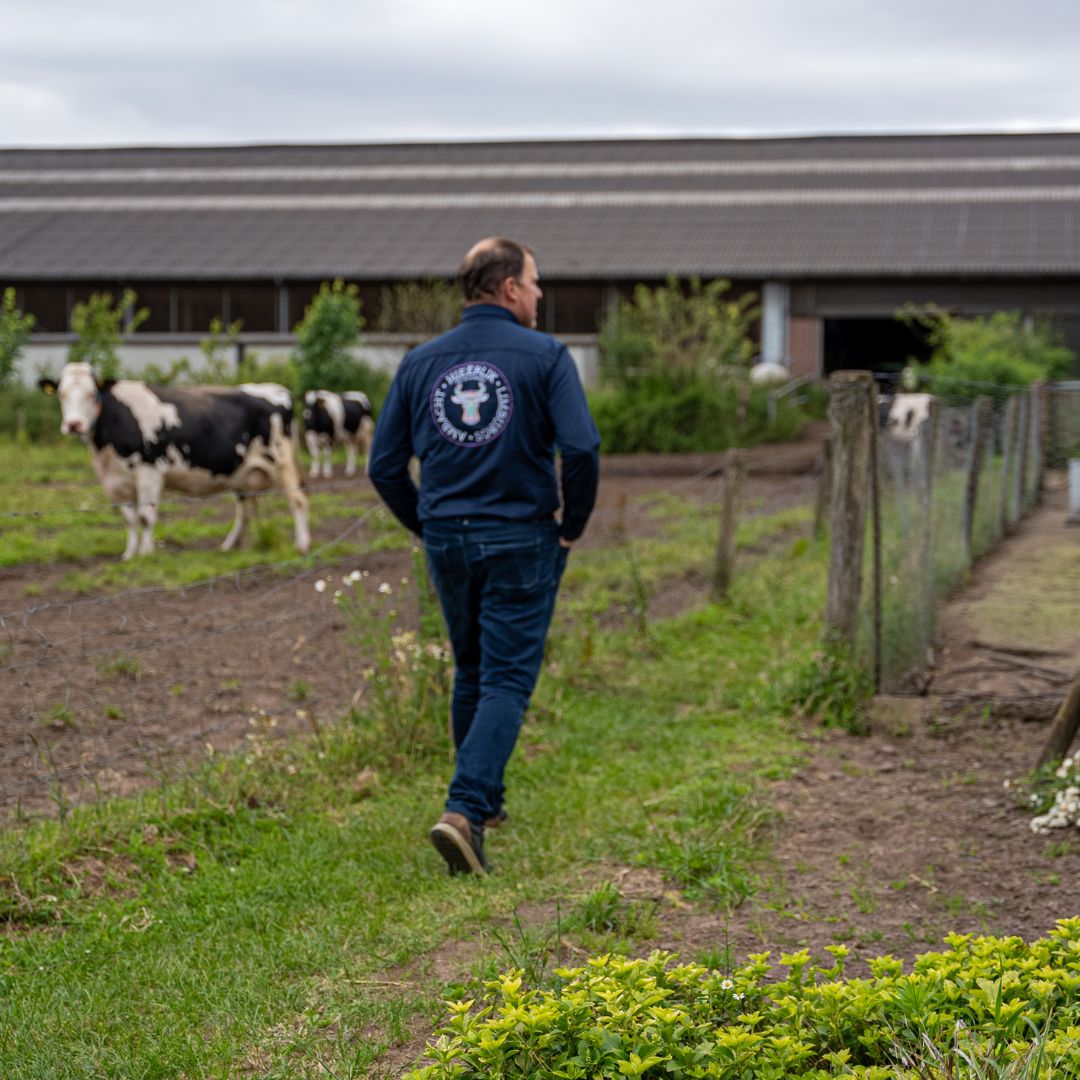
0, 450, 826, 1078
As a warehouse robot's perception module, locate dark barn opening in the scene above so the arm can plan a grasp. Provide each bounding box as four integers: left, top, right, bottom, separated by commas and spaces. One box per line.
823, 317, 932, 376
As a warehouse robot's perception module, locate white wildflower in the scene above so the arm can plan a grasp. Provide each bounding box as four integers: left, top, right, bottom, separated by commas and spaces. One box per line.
378, 582, 392, 595
721, 979, 734, 990
314, 579, 327, 593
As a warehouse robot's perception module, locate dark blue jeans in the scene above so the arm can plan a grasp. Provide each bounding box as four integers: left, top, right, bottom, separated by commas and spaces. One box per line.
422, 517, 568, 825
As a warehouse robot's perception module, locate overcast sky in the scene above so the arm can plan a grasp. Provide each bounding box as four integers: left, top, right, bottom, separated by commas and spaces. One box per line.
4, 0, 1079, 148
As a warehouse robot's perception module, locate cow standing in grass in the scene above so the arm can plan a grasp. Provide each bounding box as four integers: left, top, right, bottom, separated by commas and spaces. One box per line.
302, 389, 375, 479
40, 363, 310, 559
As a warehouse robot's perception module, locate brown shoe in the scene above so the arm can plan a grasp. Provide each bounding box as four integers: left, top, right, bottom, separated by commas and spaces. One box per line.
430, 812, 489, 875
484, 809, 509, 829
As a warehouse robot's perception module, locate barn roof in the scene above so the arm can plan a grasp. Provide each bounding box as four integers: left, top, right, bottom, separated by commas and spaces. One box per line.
2, 132, 1080, 280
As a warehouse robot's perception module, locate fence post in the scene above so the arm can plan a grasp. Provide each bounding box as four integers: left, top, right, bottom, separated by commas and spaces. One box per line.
963, 396, 992, 566
812, 434, 833, 541
916, 399, 940, 663
712, 449, 744, 601
1012, 392, 1030, 521
1032, 382, 1047, 503
999, 394, 1021, 536
1035, 671, 1080, 771
824, 371, 874, 652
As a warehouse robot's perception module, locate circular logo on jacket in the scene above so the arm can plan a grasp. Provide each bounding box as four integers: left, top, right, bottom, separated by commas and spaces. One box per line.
429, 362, 513, 446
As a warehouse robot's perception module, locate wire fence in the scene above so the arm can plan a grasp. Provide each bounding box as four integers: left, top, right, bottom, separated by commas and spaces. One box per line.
839, 375, 1080, 694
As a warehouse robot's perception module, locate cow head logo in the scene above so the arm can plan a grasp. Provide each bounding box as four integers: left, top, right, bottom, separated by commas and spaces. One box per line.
430, 362, 513, 446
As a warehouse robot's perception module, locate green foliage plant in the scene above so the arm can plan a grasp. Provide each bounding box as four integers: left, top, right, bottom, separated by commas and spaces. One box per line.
292, 279, 365, 393
0, 286, 35, 388
600, 275, 758, 388
407, 921, 1080, 1078
374, 279, 462, 339
69, 290, 149, 381
902, 308, 1075, 405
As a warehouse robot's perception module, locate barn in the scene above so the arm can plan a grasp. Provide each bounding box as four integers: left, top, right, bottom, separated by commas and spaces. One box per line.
3, 131, 1080, 382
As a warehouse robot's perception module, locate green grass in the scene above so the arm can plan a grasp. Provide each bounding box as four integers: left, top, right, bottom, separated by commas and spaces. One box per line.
0, 497, 826, 1077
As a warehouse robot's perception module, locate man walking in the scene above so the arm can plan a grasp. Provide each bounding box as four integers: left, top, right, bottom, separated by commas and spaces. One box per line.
368, 237, 600, 875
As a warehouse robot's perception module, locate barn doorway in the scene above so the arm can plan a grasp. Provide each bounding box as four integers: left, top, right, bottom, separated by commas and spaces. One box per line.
823, 317, 932, 376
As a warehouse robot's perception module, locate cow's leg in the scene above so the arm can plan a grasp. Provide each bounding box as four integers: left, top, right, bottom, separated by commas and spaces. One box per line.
268, 413, 311, 553
119, 502, 139, 561
305, 430, 321, 479
344, 439, 357, 477
222, 494, 252, 550
133, 466, 164, 556
321, 436, 333, 480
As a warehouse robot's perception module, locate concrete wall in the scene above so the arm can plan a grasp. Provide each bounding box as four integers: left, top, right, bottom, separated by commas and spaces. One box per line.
18, 334, 601, 390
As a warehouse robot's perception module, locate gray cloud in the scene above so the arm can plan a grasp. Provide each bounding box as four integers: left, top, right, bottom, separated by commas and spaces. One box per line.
3, 0, 1079, 146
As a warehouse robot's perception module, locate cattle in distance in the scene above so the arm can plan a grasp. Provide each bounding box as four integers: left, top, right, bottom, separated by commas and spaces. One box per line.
39, 363, 310, 559
302, 389, 375, 479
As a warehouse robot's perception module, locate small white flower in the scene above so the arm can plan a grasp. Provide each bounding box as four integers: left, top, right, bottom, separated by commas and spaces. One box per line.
721, 979, 734, 990
314, 579, 327, 593
378, 582, 392, 595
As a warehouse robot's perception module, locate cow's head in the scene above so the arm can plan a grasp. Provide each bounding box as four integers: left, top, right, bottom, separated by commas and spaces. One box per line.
302, 390, 330, 428
39, 363, 110, 436
449, 382, 490, 427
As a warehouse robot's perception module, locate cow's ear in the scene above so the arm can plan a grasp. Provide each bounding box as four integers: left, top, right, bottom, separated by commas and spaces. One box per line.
38, 378, 58, 395
98, 379, 117, 393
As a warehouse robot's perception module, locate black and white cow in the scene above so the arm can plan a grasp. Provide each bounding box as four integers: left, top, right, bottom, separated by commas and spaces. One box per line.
885, 392, 934, 444
302, 389, 375, 479
40, 362, 310, 560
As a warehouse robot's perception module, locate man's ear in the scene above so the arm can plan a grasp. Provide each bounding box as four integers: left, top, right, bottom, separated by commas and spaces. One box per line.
38, 378, 58, 395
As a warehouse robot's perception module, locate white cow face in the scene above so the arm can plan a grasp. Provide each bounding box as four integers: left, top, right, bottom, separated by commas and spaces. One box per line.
54, 363, 101, 436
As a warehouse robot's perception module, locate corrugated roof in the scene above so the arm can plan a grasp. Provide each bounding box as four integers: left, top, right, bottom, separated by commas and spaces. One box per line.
2, 133, 1080, 280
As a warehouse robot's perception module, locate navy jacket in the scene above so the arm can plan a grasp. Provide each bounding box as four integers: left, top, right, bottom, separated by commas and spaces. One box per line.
368, 305, 600, 541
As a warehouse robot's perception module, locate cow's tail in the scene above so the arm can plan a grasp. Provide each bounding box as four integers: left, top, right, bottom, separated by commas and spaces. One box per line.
270, 411, 311, 553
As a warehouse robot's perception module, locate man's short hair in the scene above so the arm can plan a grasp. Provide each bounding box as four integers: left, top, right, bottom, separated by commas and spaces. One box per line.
456, 238, 534, 301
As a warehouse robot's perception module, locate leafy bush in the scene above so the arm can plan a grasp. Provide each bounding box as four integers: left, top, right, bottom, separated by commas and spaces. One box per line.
69, 290, 148, 381
0, 384, 64, 442
905, 309, 1076, 405
292, 279, 366, 393
0, 287, 35, 389
374, 279, 462, 338
589, 376, 806, 453
600, 276, 758, 388
407, 922, 1080, 1078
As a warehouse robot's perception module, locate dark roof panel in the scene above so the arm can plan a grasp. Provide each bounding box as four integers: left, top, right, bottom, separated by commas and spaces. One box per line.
3, 133, 1080, 280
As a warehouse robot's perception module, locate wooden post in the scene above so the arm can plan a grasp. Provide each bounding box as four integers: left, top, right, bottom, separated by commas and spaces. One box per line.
812, 434, 833, 541
917, 398, 940, 657
998, 394, 1020, 538
1032, 382, 1047, 504
1012, 393, 1029, 521
1036, 671, 1080, 770
824, 371, 874, 651
962, 396, 992, 566
867, 383, 883, 692
712, 449, 744, 601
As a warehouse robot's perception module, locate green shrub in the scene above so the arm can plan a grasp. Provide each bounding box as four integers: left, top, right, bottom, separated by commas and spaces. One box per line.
589, 376, 806, 453
0, 287, 35, 389
292, 279, 365, 393
0, 384, 64, 442
599, 276, 758, 388
905, 309, 1076, 405
407, 922, 1080, 1078
69, 290, 148, 381
374, 279, 462, 338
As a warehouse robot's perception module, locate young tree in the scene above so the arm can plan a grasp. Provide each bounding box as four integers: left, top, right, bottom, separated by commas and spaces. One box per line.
292, 280, 365, 393
0, 288, 35, 388
69, 290, 149, 380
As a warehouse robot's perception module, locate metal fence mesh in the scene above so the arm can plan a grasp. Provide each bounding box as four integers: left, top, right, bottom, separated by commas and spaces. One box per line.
854, 378, 1061, 693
